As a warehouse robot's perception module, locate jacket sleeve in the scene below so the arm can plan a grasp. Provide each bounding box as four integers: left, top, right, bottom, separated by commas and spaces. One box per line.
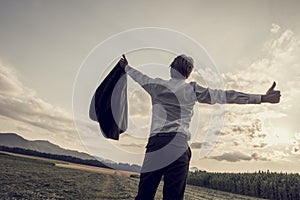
191, 82, 261, 104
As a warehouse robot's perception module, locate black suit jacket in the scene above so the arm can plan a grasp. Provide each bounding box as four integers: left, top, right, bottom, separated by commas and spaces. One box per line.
89, 63, 128, 140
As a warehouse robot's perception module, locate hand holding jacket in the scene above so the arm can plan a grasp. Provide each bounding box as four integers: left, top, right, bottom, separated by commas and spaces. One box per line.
119, 54, 128, 69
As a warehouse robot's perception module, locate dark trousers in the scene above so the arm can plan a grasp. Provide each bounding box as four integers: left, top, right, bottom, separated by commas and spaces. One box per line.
135, 133, 191, 200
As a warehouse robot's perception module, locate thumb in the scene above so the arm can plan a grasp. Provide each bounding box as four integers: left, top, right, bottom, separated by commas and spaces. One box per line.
267, 81, 276, 93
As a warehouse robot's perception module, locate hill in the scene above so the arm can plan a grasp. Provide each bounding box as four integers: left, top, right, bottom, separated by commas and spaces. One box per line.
0, 133, 141, 172
0, 133, 93, 160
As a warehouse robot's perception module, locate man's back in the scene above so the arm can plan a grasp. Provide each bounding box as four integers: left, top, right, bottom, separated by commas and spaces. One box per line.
148, 78, 196, 139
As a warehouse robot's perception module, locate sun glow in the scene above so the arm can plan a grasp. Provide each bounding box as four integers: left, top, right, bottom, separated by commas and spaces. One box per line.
263, 127, 293, 146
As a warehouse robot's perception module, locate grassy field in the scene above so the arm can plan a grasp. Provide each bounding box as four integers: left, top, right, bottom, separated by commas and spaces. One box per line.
0, 152, 266, 200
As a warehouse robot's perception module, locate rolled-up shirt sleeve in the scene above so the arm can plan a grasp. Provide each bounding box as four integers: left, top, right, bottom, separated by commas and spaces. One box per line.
191, 82, 261, 104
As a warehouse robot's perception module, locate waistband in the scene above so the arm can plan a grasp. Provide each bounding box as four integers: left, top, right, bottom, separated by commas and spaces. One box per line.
151, 132, 188, 141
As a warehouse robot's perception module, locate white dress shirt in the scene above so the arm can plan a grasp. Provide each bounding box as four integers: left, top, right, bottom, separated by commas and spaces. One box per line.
125, 65, 261, 140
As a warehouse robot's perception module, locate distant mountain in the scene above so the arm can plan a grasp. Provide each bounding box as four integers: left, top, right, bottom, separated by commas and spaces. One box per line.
0, 133, 94, 160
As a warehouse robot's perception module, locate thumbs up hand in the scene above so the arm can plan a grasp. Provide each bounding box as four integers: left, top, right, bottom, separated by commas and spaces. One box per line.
261, 82, 281, 103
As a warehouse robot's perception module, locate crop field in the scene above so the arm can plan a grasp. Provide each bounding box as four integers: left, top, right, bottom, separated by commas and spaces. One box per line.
0, 152, 265, 200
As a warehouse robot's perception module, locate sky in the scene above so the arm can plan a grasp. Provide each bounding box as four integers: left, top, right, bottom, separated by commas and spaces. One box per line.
0, 0, 300, 172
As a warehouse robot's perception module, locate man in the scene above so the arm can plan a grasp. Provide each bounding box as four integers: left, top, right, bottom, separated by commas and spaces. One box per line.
119, 54, 280, 200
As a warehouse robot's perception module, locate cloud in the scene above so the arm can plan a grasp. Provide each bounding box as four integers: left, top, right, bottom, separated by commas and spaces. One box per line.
213, 114, 265, 140
207, 24, 300, 164
209, 151, 270, 162
0, 63, 82, 150
209, 151, 252, 162
270, 23, 281, 33
292, 146, 299, 153
128, 87, 151, 116
231, 119, 263, 139
253, 143, 268, 148
0, 96, 74, 134
223, 25, 300, 97
291, 132, 300, 154
190, 142, 205, 149
251, 152, 271, 161
232, 140, 239, 146
0, 63, 32, 96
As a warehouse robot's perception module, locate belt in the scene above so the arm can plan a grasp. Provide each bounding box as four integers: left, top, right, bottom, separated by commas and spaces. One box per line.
153, 132, 188, 140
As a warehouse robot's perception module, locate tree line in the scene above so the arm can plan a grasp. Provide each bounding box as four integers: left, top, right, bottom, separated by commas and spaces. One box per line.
187, 170, 300, 199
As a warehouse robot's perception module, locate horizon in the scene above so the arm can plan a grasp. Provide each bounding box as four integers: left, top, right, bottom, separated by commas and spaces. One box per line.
0, 0, 300, 173
1, 132, 299, 175
1, 132, 299, 174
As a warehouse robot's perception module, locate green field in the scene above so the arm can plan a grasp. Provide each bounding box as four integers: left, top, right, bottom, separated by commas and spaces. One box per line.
0, 152, 265, 200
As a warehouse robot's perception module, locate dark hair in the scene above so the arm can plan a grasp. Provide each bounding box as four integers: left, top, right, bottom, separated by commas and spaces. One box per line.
170, 54, 194, 79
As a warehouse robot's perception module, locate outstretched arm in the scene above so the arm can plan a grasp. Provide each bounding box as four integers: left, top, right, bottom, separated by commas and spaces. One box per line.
193, 81, 281, 104
119, 54, 154, 93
